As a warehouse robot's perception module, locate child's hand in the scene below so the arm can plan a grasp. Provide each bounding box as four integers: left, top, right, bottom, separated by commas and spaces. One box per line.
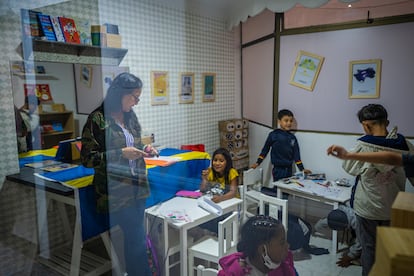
251, 163, 259, 169
303, 169, 312, 175
211, 195, 222, 203
327, 145, 349, 159
201, 168, 210, 181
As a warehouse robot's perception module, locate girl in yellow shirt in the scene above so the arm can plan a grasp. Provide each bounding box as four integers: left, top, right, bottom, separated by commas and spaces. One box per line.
200, 147, 239, 203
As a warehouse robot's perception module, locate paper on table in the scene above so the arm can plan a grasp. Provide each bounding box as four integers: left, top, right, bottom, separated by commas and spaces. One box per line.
197, 196, 223, 216
144, 156, 182, 166
292, 180, 342, 198
159, 209, 192, 223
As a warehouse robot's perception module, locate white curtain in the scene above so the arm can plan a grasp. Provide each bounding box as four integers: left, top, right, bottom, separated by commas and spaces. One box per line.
226, 0, 360, 29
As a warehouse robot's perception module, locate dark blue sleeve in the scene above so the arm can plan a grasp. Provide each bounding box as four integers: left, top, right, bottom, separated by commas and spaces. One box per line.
402, 153, 414, 177
293, 136, 305, 171
256, 132, 273, 164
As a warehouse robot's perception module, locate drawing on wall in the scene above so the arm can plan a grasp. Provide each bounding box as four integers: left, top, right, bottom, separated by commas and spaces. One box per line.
349, 59, 381, 99
179, 72, 194, 104
151, 71, 169, 105
289, 50, 324, 91
202, 73, 216, 102
80, 65, 92, 87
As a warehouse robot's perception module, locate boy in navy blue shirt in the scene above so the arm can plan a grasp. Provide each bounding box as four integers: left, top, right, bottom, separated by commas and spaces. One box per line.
251, 109, 311, 181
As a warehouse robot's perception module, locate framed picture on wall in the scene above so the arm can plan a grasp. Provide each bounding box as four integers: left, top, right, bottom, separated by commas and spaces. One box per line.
349, 59, 381, 99
179, 72, 194, 104
80, 65, 93, 87
151, 71, 169, 105
202, 73, 216, 102
289, 50, 324, 91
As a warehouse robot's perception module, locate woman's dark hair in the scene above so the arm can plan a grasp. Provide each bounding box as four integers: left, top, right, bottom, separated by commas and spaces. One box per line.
237, 215, 283, 259
103, 72, 143, 113
277, 109, 294, 120
357, 104, 388, 123
211, 147, 233, 185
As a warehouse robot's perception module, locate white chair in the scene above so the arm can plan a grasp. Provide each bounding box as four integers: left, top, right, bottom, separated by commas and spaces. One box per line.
240, 168, 263, 221
259, 193, 288, 230
196, 264, 219, 276
188, 212, 239, 276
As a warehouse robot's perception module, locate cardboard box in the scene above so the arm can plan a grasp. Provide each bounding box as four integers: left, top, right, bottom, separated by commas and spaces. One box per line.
391, 192, 414, 229
106, 33, 122, 48
91, 24, 106, 33
233, 157, 249, 170
369, 227, 414, 276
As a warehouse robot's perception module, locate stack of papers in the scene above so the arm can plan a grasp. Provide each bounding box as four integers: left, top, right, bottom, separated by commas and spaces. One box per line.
144, 156, 182, 167
197, 196, 223, 216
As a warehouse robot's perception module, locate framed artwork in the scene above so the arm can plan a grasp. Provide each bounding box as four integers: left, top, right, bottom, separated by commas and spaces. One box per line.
179, 72, 194, 104
349, 59, 381, 99
202, 73, 216, 102
289, 50, 324, 91
151, 71, 169, 105
80, 65, 93, 87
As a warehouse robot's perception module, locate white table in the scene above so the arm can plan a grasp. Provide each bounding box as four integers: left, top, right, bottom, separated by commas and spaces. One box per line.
145, 196, 242, 276
271, 179, 352, 253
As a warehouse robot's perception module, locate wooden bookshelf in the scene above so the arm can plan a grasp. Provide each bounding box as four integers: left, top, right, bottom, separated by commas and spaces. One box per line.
18, 38, 128, 65
39, 111, 75, 149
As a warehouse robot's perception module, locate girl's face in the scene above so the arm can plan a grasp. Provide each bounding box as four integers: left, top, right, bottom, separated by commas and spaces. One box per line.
212, 153, 227, 175
122, 88, 142, 112
265, 227, 289, 264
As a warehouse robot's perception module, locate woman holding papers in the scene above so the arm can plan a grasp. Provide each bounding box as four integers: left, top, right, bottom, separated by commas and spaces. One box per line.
81, 72, 157, 276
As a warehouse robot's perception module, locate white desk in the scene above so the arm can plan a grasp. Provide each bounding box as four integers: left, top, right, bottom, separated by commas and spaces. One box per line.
145, 196, 242, 276
271, 180, 352, 253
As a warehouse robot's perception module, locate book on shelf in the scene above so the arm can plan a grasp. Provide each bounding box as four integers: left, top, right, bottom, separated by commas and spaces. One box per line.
74, 17, 92, 45
58, 16, 81, 44
24, 84, 53, 103
37, 14, 57, 41
50, 16, 65, 42
20, 9, 42, 38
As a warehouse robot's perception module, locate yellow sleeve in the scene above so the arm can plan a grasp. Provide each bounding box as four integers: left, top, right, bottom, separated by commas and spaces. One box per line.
229, 168, 239, 181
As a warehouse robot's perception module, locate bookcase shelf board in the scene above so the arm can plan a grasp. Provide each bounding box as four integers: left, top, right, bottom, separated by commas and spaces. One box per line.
18, 39, 128, 65
12, 72, 58, 80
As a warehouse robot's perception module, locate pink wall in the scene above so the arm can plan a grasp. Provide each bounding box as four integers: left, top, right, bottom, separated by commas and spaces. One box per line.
284, 0, 414, 29
278, 22, 414, 135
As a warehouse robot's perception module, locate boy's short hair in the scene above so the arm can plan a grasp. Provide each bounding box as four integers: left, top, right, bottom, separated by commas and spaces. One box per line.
357, 104, 388, 123
277, 109, 294, 120
327, 209, 348, 230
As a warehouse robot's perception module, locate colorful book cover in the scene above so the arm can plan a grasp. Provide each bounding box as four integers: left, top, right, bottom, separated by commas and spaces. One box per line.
50, 16, 65, 42
24, 84, 53, 103
37, 14, 56, 41
74, 17, 92, 45
58, 16, 81, 44
20, 9, 42, 37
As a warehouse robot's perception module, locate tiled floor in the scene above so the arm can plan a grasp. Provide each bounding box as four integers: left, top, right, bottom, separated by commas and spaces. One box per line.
294, 236, 362, 276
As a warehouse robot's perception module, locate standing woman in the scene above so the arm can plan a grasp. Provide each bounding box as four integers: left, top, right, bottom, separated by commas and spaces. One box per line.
81, 72, 157, 276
